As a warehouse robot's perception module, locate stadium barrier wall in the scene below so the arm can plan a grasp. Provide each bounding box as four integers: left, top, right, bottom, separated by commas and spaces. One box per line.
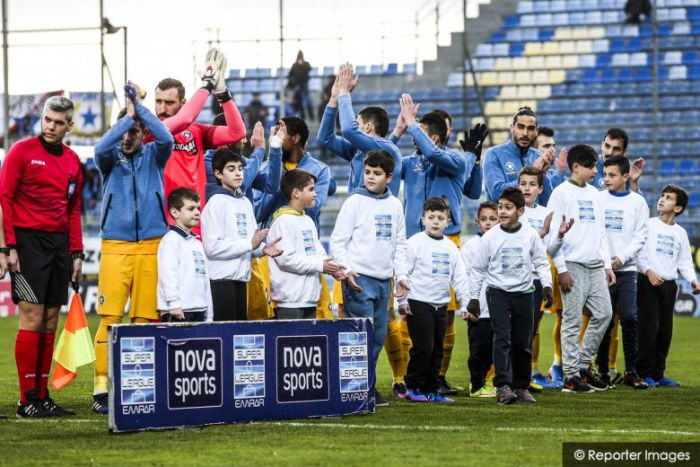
108, 318, 374, 433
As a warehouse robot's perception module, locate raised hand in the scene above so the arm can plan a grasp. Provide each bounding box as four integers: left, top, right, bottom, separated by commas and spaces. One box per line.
629, 157, 645, 183
557, 215, 574, 238
250, 121, 265, 148
337, 63, 355, 95
399, 93, 420, 126
459, 123, 489, 160
555, 147, 568, 174
201, 47, 227, 91
540, 211, 554, 238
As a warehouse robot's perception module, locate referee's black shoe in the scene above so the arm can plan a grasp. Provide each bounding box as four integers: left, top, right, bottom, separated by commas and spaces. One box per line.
17, 389, 54, 418
42, 391, 76, 416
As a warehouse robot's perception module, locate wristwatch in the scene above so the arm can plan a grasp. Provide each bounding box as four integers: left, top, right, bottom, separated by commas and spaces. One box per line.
0, 247, 9, 255
71, 251, 86, 261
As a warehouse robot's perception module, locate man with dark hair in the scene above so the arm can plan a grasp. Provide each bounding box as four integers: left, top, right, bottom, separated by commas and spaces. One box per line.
245, 92, 269, 131
550, 127, 644, 192
90, 82, 174, 414
0, 96, 83, 417
394, 96, 470, 396
483, 107, 555, 204
318, 63, 402, 196
150, 48, 246, 235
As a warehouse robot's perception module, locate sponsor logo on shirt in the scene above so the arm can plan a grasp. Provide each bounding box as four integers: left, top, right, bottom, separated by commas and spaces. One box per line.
302, 230, 316, 255
655, 233, 676, 258
192, 250, 207, 276
526, 217, 544, 232
374, 215, 392, 241
604, 209, 624, 232
500, 247, 524, 273
30, 159, 46, 166
174, 140, 198, 155
235, 213, 247, 238
431, 252, 451, 277
413, 160, 425, 172
505, 161, 516, 175
577, 200, 596, 223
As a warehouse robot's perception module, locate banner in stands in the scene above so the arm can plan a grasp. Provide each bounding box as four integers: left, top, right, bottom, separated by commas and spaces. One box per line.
108, 319, 374, 433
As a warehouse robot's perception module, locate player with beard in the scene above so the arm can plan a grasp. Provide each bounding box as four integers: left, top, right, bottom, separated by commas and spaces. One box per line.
150, 48, 246, 235
483, 107, 555, 205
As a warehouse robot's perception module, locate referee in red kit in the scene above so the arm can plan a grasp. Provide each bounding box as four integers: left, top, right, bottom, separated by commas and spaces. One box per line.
0, 96, 84, 417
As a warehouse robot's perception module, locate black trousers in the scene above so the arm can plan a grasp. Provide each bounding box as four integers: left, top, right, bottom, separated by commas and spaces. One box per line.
210, 280, 247, 321
468, 318, 493, 390
532, 279, 544, 338
404, 299, 447, 394
275, 306, 316, 320
636, 274, 678, 380
487, 287, 534, 389
161, 311, 206, 323
596, 271, 639, 374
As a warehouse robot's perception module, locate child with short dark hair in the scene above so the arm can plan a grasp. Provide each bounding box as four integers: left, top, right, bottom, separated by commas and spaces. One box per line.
268, 169, 342, 319
329, 149, 409, 407
469, 188, 553, 404
594, 155, 650, 389
201, 148, 282, 321
547, 144, 615, 393
157, 188, 212, 322
461, 202, 499, 398
399, 197, 469, 403
636, 184, 699, 387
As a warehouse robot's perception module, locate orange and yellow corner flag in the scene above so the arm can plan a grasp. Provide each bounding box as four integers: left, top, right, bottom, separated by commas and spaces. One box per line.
51, 293, 96, 391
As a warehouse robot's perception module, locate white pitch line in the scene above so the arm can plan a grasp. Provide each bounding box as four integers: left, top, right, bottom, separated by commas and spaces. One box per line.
258, 421, 700, 437
6, 419, 698, 437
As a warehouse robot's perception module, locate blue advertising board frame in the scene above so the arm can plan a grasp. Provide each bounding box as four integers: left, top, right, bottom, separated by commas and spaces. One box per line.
108, 319, 374, 433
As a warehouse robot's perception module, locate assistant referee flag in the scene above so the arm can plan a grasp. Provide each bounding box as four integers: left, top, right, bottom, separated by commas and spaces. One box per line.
51, 292, 95, 390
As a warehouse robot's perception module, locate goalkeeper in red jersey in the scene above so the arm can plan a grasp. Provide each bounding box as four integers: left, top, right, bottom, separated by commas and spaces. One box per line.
150, 48, 246, 235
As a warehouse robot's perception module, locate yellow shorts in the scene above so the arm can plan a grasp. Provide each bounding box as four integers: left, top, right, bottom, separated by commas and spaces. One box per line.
97, 239, 160, 320
333, 279, 343, 306
446, 233, 461, 311
247, 257, 274, 320
541, 254, 563, 312
316, 275, 333, 319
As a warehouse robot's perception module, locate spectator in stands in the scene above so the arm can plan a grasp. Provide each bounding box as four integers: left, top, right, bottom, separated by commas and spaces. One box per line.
483, 107, 554, 204
287, 50, 314, 121
245, 92, 269, 133
624, 0, 652, 24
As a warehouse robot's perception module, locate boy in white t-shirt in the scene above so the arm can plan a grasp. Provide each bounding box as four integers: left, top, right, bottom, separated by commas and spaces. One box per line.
329, 150, 410, 407
636, 184, 700, 387
269, 169, 343, 319
400, 197, 469, 403
201, 149, 282, 321
157, 188, 212, 322
461, 202, 499, 398
468, 188, 553, 404
594, 156, 649, 389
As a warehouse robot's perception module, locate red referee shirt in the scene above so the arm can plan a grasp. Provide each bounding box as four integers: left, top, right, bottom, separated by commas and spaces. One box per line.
0, 136, 84, 252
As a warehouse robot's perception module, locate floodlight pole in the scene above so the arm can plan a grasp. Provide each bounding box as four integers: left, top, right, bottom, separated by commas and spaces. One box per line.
99, 0, 106, 133
2, 0, 9, 153
279, 0, 285, 119
651, 0, 659, 192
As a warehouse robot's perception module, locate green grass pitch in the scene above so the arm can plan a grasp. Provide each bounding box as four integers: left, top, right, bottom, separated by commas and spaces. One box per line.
0, 313, 698, 466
